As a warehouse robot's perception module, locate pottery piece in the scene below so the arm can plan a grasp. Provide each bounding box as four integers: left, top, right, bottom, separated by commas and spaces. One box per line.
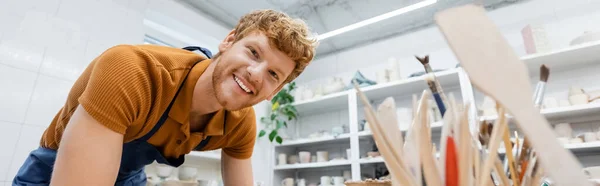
281, 178, 294, 186
569, 86, 585, 96
333, 176, 345, 185
321, 176, 332, 186
554, 123, 573, 138
367, 151, 380, 158
297, 178, 306, 186
323, 77, 345, 95
294, 86, 306, 102
332, 126, 344, 136
387, 57, 403, 82
348, 71, 377, 89
316, 151, 329, 162
278, 153, 287, 165
583, 132, 598, 142
376, 70, 390, 84
302, 88, 314, 100
569, 94, 589, 105
570, 31, 600, 46
311, 155, 317, 163
178, 165, 198, 181
299, 151, 311, 163
313, 84, 324, 98
288, 155, 299, 164
522, 24, 552, 54
156, 164, 173, 178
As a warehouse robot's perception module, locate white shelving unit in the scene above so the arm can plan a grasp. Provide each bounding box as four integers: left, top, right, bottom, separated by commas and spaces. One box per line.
275, 160, 352, 170
186, 151, 221, 161
271, 41, 600, 185
480, 103, 600, 122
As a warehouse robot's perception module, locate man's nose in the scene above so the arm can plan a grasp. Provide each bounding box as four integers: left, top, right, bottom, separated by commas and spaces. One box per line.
247, 62, 268, 85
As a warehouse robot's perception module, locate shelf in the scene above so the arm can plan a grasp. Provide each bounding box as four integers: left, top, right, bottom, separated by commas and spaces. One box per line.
498, 141, 600, 154
274, 133, 351, 147
359, 69, 460, 102
186, 151, 221, 160
521, 41, 600, 77
358, 121, 445, 138
480, 103, 600, 122
274, 160, 351, 170
357, 157, 385, 164
292, 90, 349, 114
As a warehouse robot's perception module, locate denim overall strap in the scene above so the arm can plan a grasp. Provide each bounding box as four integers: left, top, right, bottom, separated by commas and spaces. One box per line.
182, 46, 213, 59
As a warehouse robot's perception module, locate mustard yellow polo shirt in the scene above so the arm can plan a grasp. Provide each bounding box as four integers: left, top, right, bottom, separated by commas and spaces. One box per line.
40, 44, 257, 159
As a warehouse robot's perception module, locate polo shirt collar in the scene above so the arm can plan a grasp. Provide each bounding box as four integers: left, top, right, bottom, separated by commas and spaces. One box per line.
169, 59, 225, 137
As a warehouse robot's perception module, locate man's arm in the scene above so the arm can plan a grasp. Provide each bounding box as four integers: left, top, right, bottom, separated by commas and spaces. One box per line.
221, 151, 254, 186
51, 105, 123, 186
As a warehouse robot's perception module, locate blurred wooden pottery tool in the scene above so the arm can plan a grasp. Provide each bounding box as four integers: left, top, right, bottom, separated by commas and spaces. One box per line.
434, 4, 589, 186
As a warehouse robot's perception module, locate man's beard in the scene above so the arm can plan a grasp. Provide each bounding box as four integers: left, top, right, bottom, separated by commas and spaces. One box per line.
210, 57, 254, 111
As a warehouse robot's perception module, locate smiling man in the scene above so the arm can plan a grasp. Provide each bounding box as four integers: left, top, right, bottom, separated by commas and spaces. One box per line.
12, 9, 317, 186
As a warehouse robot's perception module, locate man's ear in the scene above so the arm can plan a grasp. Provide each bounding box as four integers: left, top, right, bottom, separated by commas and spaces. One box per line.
218, 29, 236, 53
266, 85, 286, 101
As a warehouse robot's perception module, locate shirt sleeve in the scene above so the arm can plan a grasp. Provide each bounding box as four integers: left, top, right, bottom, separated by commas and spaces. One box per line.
78, 45, 153, 134
223, 108, 257, 159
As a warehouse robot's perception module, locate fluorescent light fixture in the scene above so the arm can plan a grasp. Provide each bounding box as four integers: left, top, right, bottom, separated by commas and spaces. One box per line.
317, 0, 438, 41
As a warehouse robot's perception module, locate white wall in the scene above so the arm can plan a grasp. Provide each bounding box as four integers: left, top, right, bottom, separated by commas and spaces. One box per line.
294, 0, 600, 87
0, 0, 231, 184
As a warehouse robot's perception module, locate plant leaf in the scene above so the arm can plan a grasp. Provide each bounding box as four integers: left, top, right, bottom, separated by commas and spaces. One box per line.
260, 117, 270, 124
272, 102, 280, 111
283, 121, 287, 128
275, 136, 283, 144
276, 120, 284, 130
270, 113, 277, 121
258, 130, 266, 137
269, 130, 277, 142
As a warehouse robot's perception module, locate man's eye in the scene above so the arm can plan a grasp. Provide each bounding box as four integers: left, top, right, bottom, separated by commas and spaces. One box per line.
269, 70, 279, 80
250, 48, 259, 59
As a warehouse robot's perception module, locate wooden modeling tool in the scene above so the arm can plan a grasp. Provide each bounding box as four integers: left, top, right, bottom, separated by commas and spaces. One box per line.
494, 157, 511, 186
479, 107, 507, 186
413, 94, 418, 118
417, 97, 442, 186
354, 82, 417, 186
502, 119, 520, 186
458, 104, 472, 186
434, 5, 589, 186
405, 109, 423, 186
377, 98, 405, 155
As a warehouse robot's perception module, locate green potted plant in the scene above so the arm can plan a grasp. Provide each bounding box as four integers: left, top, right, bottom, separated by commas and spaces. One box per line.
258, 82, 299, 144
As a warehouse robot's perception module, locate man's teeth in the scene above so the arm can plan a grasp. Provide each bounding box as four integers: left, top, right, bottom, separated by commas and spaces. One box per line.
234, 76, 252, 93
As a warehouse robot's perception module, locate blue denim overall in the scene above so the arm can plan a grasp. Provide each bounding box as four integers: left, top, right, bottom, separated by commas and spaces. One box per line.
12, 46, 213, 186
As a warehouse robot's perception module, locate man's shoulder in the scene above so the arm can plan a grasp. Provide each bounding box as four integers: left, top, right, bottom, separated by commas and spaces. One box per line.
104, 44, 206, 69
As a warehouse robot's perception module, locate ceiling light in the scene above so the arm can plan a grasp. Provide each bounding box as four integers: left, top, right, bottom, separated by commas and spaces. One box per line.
317, 0, 438, 41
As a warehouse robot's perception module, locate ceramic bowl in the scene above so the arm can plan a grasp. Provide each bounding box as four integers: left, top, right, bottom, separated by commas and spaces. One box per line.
569, 94, 589, 105
178, 166, 198, 181
156, 164, 174, 178
570, 31, 600, 46
367, 151, 380, 157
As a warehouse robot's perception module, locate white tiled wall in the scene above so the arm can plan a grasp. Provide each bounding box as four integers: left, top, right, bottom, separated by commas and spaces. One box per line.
0, 0, 230, 183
